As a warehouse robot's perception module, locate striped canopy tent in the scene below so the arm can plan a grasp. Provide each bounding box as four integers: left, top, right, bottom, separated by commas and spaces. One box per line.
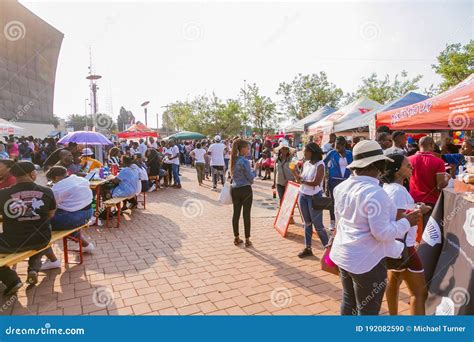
285, 106, 336, 134
333, 92, 429, 133
117, 122, 158, 139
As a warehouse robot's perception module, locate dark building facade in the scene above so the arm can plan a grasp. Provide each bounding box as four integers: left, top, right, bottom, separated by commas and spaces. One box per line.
0, 0, 63, 126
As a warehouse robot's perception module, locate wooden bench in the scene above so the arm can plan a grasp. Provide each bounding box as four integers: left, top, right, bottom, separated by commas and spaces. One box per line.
103, 196, 135, 228
0, 224, 88, 267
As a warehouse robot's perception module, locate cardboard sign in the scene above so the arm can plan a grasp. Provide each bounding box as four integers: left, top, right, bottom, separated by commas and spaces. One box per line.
274, 181, 300, 237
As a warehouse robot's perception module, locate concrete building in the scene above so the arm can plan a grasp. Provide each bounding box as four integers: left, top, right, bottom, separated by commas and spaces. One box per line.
0, 0, 63, 137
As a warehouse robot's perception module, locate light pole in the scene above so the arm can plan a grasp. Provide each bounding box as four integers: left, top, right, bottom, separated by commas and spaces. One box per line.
141, 101, 150, 127
86, 74, 102, 130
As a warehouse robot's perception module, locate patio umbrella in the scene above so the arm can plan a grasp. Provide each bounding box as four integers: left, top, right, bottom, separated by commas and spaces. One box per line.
58, 131, 113, 145
166, 131, 206, 140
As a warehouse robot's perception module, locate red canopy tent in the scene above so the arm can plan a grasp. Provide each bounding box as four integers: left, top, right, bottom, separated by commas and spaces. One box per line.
377, 74, 474, 131
117, 122, 159, 139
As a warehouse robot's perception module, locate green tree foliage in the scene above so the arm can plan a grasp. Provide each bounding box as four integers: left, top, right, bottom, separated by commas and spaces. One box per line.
240, 83, 279, 137
162, 95, 246, 137
66, 114, 89, 131
277, 72, 343, 120
432, 40, 474, 91
345, 71, 423, 104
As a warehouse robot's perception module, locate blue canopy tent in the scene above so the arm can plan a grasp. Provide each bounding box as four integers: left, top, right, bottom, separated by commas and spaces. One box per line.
333, 92, 429, 133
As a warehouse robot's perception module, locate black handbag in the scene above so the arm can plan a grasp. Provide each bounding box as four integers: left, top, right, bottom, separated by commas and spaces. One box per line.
312, 195, 334, 211
386, 233, 410, 270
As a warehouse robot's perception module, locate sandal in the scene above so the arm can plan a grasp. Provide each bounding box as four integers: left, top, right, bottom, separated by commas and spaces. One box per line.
245, 239, 252, 248
234, 237, 243, 246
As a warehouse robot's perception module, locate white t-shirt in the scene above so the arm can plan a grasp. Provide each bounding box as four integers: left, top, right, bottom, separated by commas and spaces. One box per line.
383, 182, 417, 247
149, 142, 158, 149
52, 175, 93, 212
208, 143, 226, 166
169, 145, 180, 165
193, 148, 206, 163
139, 143, 148, 156
339, 157, 348, 178
299, 160, 324, 195
322, 142, 333, 153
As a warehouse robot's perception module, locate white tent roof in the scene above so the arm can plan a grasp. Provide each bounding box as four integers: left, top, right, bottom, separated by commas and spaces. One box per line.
0, 119, 24, 135
285, 106, 336, 133
307, 97, 381, 135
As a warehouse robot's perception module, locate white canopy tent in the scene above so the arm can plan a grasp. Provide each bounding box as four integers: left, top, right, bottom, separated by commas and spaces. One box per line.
307, 97, 381, 138
285, 106, 336, 134
0, 119, 24, 135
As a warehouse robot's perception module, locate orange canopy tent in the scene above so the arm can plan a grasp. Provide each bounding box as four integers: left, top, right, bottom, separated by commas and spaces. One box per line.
376, 74, 474, 131
117, 122, 159, 139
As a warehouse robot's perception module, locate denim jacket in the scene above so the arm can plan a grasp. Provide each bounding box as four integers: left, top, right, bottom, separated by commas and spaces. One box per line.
232, 156, 256, 188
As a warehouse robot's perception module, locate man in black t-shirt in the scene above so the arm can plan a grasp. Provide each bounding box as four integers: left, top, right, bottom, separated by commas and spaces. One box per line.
0, 162, 56, 293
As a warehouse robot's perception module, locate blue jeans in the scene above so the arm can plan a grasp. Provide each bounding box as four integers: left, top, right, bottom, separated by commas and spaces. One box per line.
298, 192, 329, 248
172, 164, 180, 185
51, 208, 93, 231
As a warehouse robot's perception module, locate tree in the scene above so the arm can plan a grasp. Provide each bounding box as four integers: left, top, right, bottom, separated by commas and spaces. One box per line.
345, 71, 423, 104
66, 114, 89, 131
52, 115, 60, 128
277, 72, 343, 120
432, 40, 474, 91
117, 106, 135, 132
240, 83, 279, 137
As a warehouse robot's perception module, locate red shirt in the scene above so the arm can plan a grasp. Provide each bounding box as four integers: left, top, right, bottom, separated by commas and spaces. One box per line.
0, 175, 16, 189
408, 151, 445, 205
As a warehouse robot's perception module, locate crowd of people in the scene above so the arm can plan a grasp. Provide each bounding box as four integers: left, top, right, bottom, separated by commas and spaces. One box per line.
0, 129, 471, 316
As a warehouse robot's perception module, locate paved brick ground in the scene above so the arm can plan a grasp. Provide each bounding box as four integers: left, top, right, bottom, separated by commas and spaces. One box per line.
1, 167, 412, 316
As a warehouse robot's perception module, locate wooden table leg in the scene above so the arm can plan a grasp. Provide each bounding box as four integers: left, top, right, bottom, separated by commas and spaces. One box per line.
95, 185, 101, 226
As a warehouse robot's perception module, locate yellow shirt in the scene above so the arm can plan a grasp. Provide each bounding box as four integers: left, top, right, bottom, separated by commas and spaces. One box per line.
81, 157, 103, 173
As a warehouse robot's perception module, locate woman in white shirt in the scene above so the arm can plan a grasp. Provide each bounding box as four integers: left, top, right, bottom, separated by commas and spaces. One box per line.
330, 140, 429, 315
382, 153, 429, 315
190, 143, 207, 186
41, 166, 95, 270
292, 142, 329, 258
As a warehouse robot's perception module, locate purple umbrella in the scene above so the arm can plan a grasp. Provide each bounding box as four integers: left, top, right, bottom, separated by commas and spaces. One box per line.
58, 131, 113, 145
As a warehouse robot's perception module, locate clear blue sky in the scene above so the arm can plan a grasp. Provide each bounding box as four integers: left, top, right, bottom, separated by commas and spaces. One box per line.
22, 0, 473, 128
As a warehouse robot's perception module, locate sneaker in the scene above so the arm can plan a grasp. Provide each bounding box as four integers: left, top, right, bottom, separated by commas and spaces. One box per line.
26, 271, 38, 285
82, 243, 95, 253
298, 248, 313, 258
147, 184, 156, 192
3, 279, 22, 296
40, 259, 61, 271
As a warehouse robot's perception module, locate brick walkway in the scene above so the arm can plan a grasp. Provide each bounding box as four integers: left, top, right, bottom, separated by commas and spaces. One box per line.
1, 167, 412, 316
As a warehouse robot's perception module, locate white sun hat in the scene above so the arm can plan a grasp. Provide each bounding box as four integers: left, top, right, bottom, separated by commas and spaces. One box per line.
347, 140, 393, 169
273, 139, 295, 153
82, 147, 94, 156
